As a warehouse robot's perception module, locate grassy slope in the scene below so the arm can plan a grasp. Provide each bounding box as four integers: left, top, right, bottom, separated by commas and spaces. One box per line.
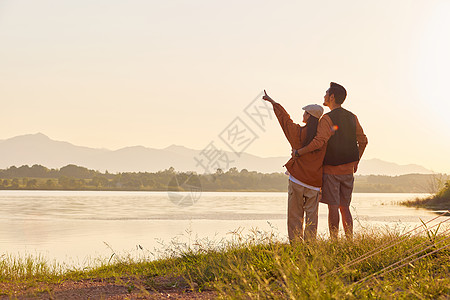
1, 229, 449, 299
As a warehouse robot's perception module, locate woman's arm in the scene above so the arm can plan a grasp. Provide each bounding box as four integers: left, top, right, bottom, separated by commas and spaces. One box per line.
262, 91, 302, 148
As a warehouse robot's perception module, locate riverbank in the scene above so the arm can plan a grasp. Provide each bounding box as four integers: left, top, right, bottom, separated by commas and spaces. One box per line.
1, 228, 449, 299
400, 195, 449, 211
400, 181, 449, 212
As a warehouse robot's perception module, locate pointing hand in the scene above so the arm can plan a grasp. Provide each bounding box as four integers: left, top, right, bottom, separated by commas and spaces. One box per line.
262, 90, 274, 103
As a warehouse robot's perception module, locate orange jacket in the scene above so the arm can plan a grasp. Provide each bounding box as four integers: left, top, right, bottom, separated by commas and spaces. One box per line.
272, 102, 327, 187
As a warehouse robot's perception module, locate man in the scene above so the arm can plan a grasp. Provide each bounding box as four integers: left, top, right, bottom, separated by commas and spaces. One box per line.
262, 90, 327, 242
292, 82, 368, 239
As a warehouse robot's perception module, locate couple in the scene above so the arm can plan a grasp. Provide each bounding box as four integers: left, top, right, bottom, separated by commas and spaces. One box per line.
263, 82, 368, 242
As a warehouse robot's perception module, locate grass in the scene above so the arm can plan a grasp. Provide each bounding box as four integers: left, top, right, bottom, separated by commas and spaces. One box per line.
1, 225, 449, 299
400, 180, 450, 212
401, 196, 450, 211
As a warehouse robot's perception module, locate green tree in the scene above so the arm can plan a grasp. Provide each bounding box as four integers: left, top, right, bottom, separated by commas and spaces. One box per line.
26, 179, 38, 188
45, 179, 56, 188
60, 165, 96, 179
227, 167, 239, 175
11, 178, 19, 189
90, 176, 109, 188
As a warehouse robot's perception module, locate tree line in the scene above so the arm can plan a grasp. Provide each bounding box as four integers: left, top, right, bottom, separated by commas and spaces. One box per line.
0, 164, 446, 192
0, 164, 286, 191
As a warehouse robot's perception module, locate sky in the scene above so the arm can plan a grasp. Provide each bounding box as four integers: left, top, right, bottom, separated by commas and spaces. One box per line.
0, 0, 449, 173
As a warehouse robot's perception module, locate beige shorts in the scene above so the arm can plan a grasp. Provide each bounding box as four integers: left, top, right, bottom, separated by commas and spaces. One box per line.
321, 173, 354, 206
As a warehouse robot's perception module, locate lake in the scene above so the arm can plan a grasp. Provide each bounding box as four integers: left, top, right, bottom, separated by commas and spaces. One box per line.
0, 191, 445, 269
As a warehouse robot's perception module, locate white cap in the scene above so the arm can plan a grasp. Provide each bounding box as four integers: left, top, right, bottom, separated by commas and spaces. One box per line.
302, 104, 324, 119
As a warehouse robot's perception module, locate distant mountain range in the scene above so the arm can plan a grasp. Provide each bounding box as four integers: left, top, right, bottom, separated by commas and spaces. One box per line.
0, 133, 434, 176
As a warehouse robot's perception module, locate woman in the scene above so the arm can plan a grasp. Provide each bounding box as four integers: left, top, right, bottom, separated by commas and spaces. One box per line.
263, 90, 327, 242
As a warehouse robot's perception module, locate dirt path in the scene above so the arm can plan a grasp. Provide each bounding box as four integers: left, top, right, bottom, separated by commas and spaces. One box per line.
0, 276, 217, 299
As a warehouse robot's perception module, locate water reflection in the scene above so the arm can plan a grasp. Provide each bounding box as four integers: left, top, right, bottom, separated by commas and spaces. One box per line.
0, 191, 446, 268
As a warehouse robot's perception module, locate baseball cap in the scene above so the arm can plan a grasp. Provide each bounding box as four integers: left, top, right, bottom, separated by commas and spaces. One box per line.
302, 104, 324, 119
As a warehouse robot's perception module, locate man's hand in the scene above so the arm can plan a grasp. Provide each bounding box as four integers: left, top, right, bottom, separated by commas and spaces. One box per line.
262, 90, 275, 103
291, 148, 300, 157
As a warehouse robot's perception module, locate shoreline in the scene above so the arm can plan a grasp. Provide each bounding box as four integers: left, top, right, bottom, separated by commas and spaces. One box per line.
399, 195, 449, 214
0, 188, 431, 194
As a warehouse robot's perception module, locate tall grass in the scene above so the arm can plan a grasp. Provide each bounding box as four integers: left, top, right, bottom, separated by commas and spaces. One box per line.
0, 254, 65, 282
175, 228, 450, 298
1, 224, 449, 298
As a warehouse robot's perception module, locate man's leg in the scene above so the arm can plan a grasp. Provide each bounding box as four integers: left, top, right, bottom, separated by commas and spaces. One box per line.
328, 204, 340, 239
303, 189, 320, 241
287, 180, 305, 243
322, 174, 340, 240
339, 174, 355, 239
339, 205, 353, 239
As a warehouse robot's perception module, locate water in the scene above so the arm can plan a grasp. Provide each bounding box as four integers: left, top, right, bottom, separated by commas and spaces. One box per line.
0, 191, 445, 268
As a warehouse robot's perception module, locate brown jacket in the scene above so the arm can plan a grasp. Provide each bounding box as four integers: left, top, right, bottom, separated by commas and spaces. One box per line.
273, 102, 327, 187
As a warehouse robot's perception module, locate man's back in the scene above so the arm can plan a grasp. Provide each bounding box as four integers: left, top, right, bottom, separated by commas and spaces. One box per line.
323, 107, 360, 166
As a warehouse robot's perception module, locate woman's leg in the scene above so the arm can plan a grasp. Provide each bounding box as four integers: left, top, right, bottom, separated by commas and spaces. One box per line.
303, 189, 320, 241
287, 180, 305, 243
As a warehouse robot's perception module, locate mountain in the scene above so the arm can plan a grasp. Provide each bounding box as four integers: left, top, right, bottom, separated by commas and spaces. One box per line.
0, 133, 107, 168
0, 133, 435, 175
357, 158, 433, 176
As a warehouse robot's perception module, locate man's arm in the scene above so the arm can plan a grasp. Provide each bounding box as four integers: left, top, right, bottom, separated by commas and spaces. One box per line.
355, 115, 368, 158
262, 91, 301, 147
293, 115, 333, 156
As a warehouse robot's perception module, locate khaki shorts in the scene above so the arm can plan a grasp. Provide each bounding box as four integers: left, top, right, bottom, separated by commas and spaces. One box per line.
321, 173, 354, 206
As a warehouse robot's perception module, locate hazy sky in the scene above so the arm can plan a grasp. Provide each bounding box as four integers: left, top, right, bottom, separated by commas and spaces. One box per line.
1, 0, 449, 172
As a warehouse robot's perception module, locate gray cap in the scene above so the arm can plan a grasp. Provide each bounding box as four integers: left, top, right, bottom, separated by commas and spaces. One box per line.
302, 104, 324, 119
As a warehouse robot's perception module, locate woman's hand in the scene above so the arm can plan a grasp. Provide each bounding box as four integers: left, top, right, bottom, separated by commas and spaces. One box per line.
262, 90, 275, 103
